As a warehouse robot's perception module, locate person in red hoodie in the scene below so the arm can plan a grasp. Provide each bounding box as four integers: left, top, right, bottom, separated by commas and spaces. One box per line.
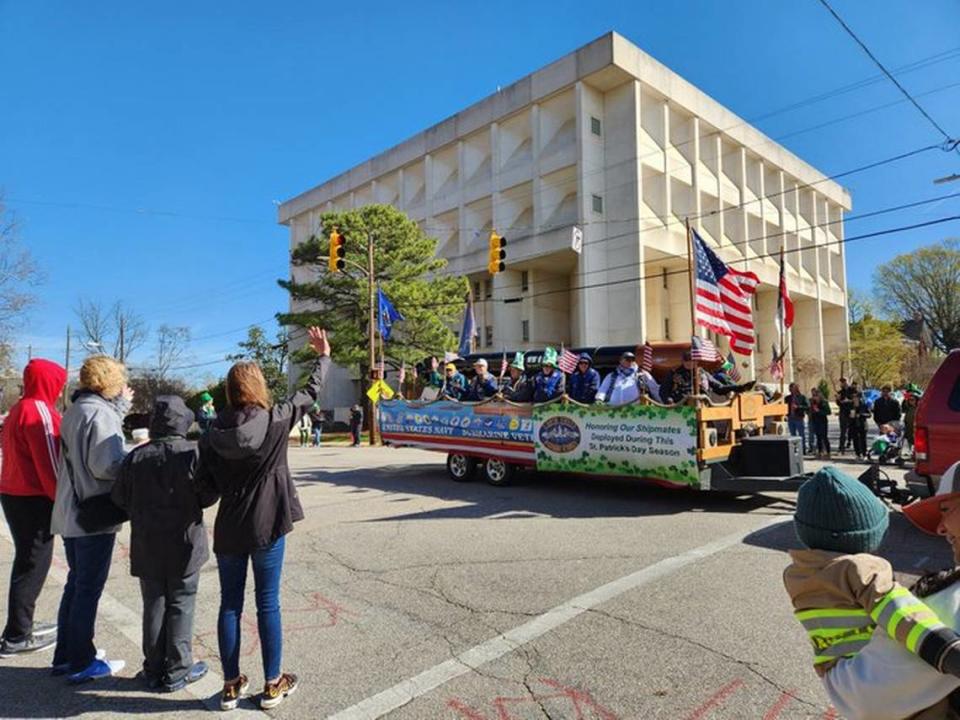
0, 358, 67, 657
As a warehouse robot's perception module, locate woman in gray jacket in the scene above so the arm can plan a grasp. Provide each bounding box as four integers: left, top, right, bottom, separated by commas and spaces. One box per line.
51, 355, 131, 682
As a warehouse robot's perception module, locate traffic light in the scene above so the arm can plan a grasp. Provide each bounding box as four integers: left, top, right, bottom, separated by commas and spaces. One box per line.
328, 229, 345, 272
487, 231, 506, 275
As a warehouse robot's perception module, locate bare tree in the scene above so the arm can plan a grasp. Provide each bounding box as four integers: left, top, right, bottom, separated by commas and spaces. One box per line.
74, 299, 148, 361
846, 287, 873, 326
154, 325, 191, 383
112, 302, 148, 362
0, 193, 43, 349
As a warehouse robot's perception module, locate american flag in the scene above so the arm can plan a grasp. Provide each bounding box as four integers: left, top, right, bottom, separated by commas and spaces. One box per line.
725, 352, 742, 382
557, 347, 579, 374
691, 336, 720, 362
692, 229, 760, 355
640, 341, 654, 373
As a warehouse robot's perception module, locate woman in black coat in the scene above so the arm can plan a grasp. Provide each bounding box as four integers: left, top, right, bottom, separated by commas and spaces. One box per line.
198, 327, 329, 710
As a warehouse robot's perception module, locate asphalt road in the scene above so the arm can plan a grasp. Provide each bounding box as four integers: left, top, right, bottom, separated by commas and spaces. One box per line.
0, 439, 945, 720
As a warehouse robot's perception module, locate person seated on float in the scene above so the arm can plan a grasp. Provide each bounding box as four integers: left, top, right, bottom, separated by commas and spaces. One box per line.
568, 352, 600, 404
596, 351, 659, 405
441, 362, 468, 401
660, 350, 708, 404
465, 358, 498, 401
707, 357, 756, 398
532, 347, 565, 403
502, 352, 532, 403
423, 356, 444, 390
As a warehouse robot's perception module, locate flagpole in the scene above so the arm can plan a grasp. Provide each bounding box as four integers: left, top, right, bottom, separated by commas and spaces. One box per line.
685, 218, 699, 404
779, 243, 786, 398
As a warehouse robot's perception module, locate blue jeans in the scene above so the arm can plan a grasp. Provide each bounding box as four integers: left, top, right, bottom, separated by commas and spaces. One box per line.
311, 427, 322, 446
788, 417, 807, 453
54, 533, 116, 671
216, 535, 285, 681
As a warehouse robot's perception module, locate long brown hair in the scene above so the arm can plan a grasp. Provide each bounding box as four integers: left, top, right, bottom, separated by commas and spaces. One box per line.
226, 362, 272, 409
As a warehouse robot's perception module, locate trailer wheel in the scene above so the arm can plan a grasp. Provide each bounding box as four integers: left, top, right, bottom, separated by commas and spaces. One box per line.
483, 458, 514, 487
446, 454, 477, 482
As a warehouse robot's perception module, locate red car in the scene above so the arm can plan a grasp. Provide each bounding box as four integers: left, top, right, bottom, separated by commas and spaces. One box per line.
913, 349, 960, 487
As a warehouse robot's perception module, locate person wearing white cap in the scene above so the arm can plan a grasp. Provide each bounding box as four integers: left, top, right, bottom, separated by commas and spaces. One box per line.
465, 358, 498, 402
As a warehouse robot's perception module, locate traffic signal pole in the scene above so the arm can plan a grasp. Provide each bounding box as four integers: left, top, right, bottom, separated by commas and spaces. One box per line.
367, 233, 379, 446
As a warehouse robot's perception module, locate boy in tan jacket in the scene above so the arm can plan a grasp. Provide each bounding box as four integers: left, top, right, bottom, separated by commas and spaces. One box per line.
784, 467, 960, 682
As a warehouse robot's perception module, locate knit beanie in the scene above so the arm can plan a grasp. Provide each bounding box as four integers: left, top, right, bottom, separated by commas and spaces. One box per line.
794, 466, 889, 554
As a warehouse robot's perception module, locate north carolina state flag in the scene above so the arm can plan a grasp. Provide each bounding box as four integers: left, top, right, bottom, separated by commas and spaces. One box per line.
776, 248, 794, 336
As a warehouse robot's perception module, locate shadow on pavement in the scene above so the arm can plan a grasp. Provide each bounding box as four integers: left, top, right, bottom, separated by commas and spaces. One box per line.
0, 665, 207, 716
742, 511, 953, 578
292, 462, 800, 522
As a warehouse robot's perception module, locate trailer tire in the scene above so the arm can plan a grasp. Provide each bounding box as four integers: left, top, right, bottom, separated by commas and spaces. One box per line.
483, 458, 514, 487
446, 454, 477, 482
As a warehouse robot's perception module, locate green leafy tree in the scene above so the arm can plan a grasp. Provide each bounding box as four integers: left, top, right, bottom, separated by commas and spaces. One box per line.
849, 315, 907, 388
226, 326, 289, 403
874, 238, 960, 352
279, 204, 467, 392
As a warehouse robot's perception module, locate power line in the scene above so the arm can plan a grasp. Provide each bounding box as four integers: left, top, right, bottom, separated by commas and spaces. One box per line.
510, 214, 960, 304
12, 44, 960, 238
816, 0, 955, 143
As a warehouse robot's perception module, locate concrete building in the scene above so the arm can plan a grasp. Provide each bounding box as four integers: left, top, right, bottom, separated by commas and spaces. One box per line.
279, 31, 851, 396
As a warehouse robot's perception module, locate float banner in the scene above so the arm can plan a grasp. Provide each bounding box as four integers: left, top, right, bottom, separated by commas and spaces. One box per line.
533, 403, 699, 487
379, 400, 533, 444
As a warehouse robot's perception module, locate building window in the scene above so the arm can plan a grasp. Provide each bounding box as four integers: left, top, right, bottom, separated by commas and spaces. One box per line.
522, 320, 529, 342
592, 194, 603, 214
664, 317, 670, 340
485, 326, 493, 348
521, 271, 529, 293
473, 281, 480, 300
591, 116, 602, 136
484, 281, 492, 300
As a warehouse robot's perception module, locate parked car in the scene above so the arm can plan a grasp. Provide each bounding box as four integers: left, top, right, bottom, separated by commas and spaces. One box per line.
911, 349, 960, 489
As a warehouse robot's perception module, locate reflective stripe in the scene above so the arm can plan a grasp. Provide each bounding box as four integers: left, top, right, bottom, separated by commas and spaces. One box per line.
811, 630, 875, 661
798, 614, 873, 631
870, 586, 912, 624
796, 607, 870, 622
906, 623, 935, 654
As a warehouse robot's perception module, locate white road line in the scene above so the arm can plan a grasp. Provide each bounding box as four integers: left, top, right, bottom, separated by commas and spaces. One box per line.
0, 524, 223, 711
327, 515, 788, 720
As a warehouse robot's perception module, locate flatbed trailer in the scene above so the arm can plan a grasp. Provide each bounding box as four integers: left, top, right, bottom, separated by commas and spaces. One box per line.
379, 392, 809, 493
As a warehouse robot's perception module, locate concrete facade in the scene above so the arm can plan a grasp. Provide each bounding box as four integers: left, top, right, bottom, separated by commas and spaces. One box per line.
279, 32, 851, 389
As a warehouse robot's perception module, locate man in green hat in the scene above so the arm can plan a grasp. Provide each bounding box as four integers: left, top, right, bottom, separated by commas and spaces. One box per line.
195, 391, 216, 433
532, 347, 564, 403
502, 352, 531, 402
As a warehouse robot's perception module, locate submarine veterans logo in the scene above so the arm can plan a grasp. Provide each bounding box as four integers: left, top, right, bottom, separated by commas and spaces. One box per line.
538, 416, 581, 453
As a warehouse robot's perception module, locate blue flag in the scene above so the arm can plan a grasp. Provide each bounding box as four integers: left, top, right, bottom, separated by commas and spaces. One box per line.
458, 292, 477, 358
377, 287, 404, 341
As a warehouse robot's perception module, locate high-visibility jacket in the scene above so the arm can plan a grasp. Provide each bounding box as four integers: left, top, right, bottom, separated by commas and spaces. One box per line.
784, 549, 960, 677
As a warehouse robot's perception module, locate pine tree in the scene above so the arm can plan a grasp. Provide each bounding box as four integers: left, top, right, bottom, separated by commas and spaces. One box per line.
279, 204, 468, 388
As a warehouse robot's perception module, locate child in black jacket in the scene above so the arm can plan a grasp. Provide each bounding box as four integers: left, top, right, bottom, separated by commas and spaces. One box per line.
111, 395, 214, 692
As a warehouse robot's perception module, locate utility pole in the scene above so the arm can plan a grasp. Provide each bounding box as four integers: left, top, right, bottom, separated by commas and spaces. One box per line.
119, 315, 125, 364
62, 326, 71, 410
367, 233, 378, 446
27, 345, 32, 361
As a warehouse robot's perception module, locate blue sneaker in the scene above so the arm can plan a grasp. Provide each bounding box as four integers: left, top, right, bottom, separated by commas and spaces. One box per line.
163, 661, 208, 693
66, 658, 125, 684
52, 648, 105, 676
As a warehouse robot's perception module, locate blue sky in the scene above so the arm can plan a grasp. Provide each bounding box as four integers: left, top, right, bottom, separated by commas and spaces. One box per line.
2, 0, 958, 382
